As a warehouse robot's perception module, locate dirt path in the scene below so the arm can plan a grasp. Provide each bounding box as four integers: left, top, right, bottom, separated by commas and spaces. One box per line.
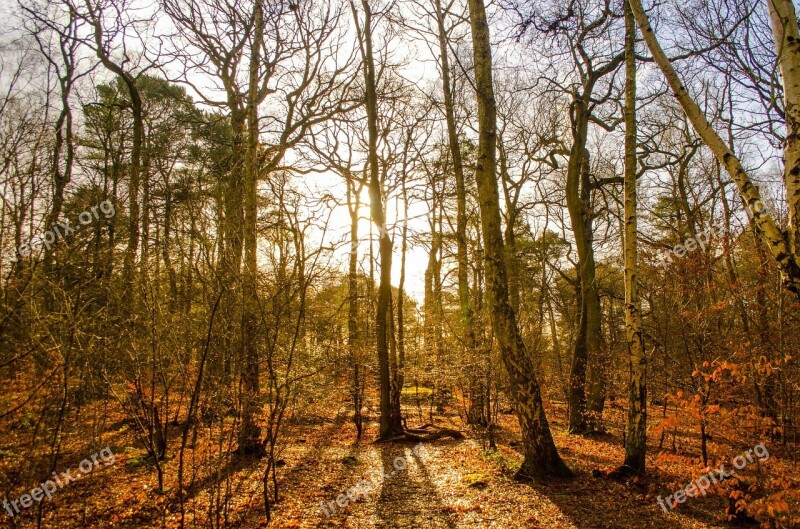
368, 443, 454, 528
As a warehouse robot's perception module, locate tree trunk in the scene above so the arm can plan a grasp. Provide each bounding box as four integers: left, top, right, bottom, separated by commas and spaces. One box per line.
498, 141, 520, 313
424, 188, 442, 411
467, 0, 572, 479
396, 176, 409, 426
124, 88, 142, 296
237, 0, 265, 455
767, 0, 800, 268
566, 127, 603, 432
432, 0, 481, 425
219, 107, 246, 380
353, 0, 403, 439
162, 179, 179, 310
622, 0, 647, 475
43, 56, 76, 275
347, 179, 363, 438
568, 272, 589, 433
581, 149, 606, 432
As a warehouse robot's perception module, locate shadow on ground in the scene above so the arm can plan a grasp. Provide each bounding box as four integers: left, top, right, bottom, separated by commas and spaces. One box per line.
373, 442, 455, 529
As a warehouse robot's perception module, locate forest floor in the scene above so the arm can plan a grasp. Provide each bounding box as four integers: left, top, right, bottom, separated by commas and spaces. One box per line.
1, 392, 796, 529
255, 401, 740, 529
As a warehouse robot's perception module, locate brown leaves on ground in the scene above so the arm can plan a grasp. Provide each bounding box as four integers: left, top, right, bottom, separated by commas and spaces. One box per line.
1, 398, 798, 528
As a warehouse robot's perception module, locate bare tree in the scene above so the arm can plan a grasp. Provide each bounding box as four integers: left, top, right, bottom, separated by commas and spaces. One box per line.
466, 0, 572, 479
350, 0, 403, 439
620, 0, 646, 475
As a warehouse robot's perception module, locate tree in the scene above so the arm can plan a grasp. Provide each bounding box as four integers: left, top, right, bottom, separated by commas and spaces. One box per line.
81, 0, 146, 295
466, 0, 572, 479
767, 0, 800, 265
350, 0, 404, 439
620, 0, 646, 475
506, 0, 626, 433
431, 0, 479, 425
21, 0, 86, 276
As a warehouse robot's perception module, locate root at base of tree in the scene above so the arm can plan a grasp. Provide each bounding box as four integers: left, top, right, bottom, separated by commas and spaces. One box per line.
380, 423, 464, 442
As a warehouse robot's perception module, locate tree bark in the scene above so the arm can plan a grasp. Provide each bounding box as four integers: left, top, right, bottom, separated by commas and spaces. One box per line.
498, 140, 520, 313
566, 119, 602, 432
347, 178, 364, 438
581, 148, 606, 432
767, 0, 800, 269
432, 0, 469, 308
396, 174, 409, 426
352, 0, 403, 439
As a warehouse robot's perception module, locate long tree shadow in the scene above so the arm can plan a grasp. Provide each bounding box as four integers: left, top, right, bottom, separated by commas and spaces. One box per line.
178, 414, 348, 505
374, 442, 456, 528
234, 414, 373, 528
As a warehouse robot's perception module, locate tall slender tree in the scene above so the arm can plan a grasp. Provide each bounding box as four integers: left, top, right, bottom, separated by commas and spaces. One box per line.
238, 0, 266, 456
621, 0, 646, 475
466, 0, 571, 479
767, 0, 800, 268
430, 0, 481, 424
350, 0, 404, 439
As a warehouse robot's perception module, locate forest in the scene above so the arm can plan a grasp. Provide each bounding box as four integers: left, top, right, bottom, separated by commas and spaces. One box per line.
0, 0, 799, 527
